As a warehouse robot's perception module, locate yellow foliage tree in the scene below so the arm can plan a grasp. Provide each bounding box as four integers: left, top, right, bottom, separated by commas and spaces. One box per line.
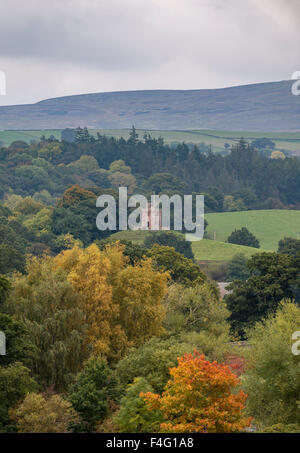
271, 150, 286, 160
10, 393, 79, 433
113, 258, 168, 348
54, 243, 168, 361
54, 244, 116, 357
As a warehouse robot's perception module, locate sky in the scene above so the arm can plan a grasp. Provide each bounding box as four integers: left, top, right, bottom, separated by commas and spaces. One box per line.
0, 0, 299, 106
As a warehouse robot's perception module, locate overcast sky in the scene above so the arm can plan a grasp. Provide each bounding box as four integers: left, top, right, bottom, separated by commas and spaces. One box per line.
0, 0, 299, 106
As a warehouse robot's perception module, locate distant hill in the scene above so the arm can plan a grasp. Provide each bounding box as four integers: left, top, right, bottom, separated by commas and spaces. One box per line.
0, 80, 299, 131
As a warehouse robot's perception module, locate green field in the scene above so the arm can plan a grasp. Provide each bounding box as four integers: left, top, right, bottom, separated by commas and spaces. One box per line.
205, 210, 300, 251
109, 209, 300, 259
109, 230, 264, 261
191, 239, 264, 261
1, 128, 299, 154
0, 129, 61, 146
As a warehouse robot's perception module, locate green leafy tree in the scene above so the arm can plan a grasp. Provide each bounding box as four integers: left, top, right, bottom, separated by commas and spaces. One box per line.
97, 239, 148, 265
108, 160, 136, 193
32, 190, 54, 206
51, 207, 92, 246
164, 283, 230, 337
68, 155, 99, 174
164, 283, 230, 362
0, 221, 27, 253
15, 165, 52, 193
108, 171, 137, 194
0, 275, 10, 306
144, 231, 194, 260
6, 257, 90, 390
141, 173, 186, 194
14, 197, 44, 215
115, 337, 195, 394
88, 168, 110, 187
115, 320, 229, 396
0, 363, 38, 432
226, 252, 300, 336
261, 424, 300, 433
115, 378, 163, 433
278, 237, 300, 257
1, 278, 34, 368
68, 358, 119, 432
223, 195, 246, 212
226, 253, 250, 282
109, 160, 131, 174
10, 393, 79, 433
51, 185, 116, 245
206, 187, 224, 212
148, 244, 206, 286
243, 300, 300, 428
23, 207, 52, 234
38, 143, 62, 162
0, 314, 36, 367
227, 227, 260, 248
0, 244, 26, 275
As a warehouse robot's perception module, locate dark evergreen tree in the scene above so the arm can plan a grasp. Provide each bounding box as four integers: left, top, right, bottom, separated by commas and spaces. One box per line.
228, 227, 260, 248
278, 237, 300, 257
226, 252, 300, 336
226, 253, 250, 282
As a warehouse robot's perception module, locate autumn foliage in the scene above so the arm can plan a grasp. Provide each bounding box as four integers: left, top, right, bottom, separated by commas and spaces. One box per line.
54, 242, 168, 361
142, 351, 251, 433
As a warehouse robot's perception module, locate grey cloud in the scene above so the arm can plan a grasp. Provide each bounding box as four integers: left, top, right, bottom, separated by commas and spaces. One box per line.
0, 0, 175, 70
0, 0, 299, 105
0, 0, 298, 70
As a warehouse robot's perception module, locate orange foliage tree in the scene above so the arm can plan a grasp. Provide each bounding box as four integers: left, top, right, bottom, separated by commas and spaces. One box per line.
142, 351, 251, 433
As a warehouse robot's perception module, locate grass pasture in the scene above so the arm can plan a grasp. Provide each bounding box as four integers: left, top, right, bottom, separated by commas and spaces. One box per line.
109, 230, 265, 262
191, 238, 265, 261
205, 210, 300, 251
109, 209, 300, 260
0, 129, 61, 146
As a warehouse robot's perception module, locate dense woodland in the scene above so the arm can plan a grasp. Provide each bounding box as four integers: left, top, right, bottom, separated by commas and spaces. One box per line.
1, 128, 300, 210
1, 129, 300, 433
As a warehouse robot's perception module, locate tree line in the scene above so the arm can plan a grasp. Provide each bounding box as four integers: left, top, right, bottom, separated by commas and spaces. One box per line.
1, 130, 300, 211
